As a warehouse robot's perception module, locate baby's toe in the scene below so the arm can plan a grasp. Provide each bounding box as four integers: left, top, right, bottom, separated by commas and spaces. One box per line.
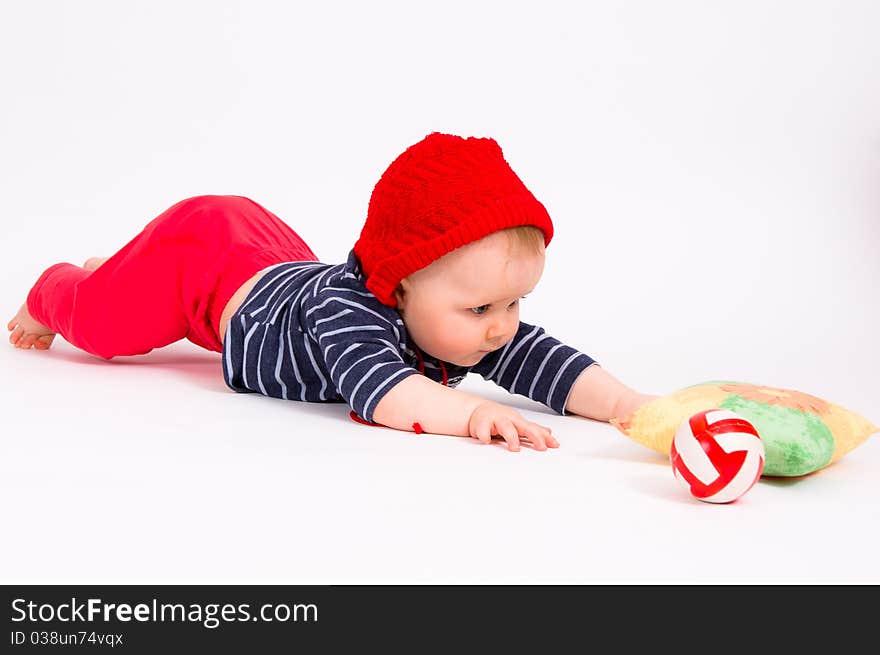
21, 334, 42, 349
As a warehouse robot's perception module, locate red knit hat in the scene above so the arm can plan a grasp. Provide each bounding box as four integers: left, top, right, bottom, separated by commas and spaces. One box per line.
353, 131, 555, 307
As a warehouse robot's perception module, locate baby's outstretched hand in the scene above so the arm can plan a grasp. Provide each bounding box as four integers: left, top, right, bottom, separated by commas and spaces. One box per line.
467, 401, 558, 452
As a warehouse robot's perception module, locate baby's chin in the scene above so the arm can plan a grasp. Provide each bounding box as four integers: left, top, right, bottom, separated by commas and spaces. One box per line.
420, 348, 483, 367
415, 340, 489, 366
450, 351, 488, 367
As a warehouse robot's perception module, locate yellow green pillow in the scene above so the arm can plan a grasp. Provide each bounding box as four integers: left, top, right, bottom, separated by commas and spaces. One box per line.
610, 381, 877, 477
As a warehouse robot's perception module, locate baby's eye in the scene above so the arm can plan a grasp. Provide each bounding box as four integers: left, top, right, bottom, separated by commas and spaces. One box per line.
470, 296, 527, 316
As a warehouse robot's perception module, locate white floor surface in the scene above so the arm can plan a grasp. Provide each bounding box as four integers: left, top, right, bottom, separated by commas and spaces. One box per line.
2, 1, 878, 584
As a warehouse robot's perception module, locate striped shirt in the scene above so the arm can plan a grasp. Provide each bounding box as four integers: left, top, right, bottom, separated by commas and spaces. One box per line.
222, 250, 598, 423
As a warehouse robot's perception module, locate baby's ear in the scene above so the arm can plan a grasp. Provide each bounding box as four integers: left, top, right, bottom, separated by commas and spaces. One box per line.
394, 276, 418, 311
392, 283, 406, 309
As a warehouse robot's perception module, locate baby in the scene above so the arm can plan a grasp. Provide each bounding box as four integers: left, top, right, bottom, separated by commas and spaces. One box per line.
8, 132, 657, 451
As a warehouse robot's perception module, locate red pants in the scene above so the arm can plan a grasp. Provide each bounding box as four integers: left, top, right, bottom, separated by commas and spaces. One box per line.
26, 195, 318, 359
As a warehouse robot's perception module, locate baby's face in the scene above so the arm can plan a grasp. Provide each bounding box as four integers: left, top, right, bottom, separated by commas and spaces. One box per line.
393, 230, 545, 367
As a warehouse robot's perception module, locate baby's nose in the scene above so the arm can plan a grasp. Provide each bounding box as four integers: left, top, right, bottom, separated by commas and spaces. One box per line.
486, 335, 508, 350
485, 321, 514, 348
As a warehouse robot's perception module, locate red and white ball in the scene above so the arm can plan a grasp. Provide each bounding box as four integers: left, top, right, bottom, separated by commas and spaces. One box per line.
670, 409, 764, 503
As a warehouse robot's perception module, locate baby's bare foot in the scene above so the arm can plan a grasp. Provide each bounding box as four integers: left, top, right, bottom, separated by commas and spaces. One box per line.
9, 257, 106, 350
83, 256, 109, 271
7, 303, 55, 350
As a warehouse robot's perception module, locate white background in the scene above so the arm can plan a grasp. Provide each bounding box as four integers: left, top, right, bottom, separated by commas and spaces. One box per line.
1, 1, 878, 583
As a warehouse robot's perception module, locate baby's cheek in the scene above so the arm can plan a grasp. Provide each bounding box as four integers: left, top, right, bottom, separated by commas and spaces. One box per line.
446, 316, 479, 349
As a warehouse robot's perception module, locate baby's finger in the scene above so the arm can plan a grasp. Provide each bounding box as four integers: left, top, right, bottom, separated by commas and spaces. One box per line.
470, 419, 492, 445
496, 419, 521, 452
533, 424, 558, 448
537, 424, 558, 448
519, 423, 548, 451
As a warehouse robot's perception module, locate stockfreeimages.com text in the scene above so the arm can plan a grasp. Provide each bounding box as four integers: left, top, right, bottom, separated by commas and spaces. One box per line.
11, 597, 317, 629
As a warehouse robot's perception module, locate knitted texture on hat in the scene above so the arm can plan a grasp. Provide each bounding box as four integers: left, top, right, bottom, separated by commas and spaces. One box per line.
354, 131, 554, 307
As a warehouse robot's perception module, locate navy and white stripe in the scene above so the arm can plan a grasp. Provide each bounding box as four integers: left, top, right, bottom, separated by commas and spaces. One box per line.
222, 249, 598, 422
471, 323, 597, 415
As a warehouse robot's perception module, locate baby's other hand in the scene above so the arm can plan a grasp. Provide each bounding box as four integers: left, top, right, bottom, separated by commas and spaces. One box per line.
467, 401, 558, 452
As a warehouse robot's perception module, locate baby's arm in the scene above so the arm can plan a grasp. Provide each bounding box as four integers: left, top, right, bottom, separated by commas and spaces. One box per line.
565, 365, 659, 422
373, 374, 479, 436
372, 375, 555, 451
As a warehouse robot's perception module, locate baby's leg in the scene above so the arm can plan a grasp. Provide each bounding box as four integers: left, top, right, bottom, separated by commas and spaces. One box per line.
9, 205, 198, 359
8, 194, 315, 359
7, 257, 109, 350
8, 257, 111, 349
10, 251, 190, 359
